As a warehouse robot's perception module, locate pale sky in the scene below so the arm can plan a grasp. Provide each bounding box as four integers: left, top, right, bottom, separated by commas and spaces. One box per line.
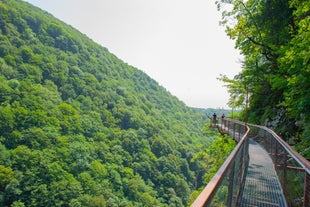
24, 0, 242, 109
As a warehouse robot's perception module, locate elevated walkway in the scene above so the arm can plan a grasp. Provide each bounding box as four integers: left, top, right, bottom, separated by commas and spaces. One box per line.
191, 119, 310, 207
221, 123, 287, 206
240, 140, 287, 206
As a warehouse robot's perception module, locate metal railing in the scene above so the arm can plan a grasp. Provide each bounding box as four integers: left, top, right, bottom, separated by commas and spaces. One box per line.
191, 119, 250, 207
248, 123, 310, 207
191, 119, 310, 207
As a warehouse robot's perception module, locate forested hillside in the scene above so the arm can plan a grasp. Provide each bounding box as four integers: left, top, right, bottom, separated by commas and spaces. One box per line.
0, 0, 235, 206
217, 0, 309, 158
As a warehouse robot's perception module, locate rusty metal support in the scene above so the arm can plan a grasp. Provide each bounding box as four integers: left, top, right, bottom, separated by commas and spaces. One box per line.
227, 162, 235, 207
238, 124, 241, 142
283, 151, 288, 200
304, 172, 310, 207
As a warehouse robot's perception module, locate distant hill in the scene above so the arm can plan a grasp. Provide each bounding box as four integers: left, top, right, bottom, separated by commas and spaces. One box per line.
193, 108, 234, 123
194, 108, 232, 118
0, 0, 219, 206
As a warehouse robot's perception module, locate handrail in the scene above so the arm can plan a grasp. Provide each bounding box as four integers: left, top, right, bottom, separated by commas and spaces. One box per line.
258, 125, 310, 174
191, 119, 250, 207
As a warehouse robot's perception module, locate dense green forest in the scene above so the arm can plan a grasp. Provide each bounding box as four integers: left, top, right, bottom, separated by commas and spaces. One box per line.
0, 0, 236, 206
217, 0, 310, 157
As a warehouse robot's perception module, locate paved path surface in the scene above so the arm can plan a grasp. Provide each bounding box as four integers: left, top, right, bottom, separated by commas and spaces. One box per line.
239, 140, 287, 207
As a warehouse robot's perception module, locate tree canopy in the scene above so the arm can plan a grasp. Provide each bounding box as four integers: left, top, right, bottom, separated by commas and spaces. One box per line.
217, 0, 309, 157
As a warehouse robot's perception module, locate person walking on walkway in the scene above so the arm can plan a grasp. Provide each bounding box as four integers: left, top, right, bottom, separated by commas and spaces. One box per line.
221, 113, 225, 123
213, 113, 217, 126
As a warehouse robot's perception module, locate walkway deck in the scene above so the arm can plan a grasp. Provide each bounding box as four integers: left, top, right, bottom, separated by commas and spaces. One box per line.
239, 140, 287, 206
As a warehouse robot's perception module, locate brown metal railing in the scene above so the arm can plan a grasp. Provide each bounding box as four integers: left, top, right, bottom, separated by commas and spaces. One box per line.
248, 123, 310, 207
191, 119, 310, 207
191, 119, 250, 207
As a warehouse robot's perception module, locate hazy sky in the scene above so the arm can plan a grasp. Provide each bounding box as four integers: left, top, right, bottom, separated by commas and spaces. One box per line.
24, 0, 242, 109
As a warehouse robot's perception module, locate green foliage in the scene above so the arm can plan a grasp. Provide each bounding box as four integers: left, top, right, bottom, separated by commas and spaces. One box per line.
217, 0, 310, 155
0, 0, 228, 206
0, 165, 14, 190
188, 127, 236, 205
217, 75, 247, 110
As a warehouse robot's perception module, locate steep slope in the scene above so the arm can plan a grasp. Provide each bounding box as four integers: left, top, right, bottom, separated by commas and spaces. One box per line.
0, 0, 213, 206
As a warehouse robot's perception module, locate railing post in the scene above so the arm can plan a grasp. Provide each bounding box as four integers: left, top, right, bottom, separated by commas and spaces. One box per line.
264, 129, 268, 152
244, 125, 247, 138
304, 172, 310, 207
270, 133, 273, 158
227, 162, 235, 207
238, 124, 241, 142
236, 142, 245, 205
275, 141, 278, 167
283, 152, 287, 202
